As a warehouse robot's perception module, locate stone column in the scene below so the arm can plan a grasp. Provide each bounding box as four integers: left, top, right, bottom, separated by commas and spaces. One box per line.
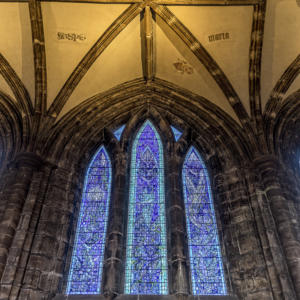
254, 155, 300, 298
167, 152, 189, 297
213, 165, 276, 299
102, 151, 126, 298
0, 153, 43, 286
246, 166, 296, 300
0, 161, 53, 300
18, 166, 76, 300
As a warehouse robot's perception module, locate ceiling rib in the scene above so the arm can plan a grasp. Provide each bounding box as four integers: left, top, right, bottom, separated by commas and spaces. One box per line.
248, 2, 266, 134
264, 53, 300, 152
29, 0, 48, 150
0, 53, 33, 116
262, 53, 300, 153
29, 0, 47, 116
0, 0, 262, 5
151, 3, 252, 130
265, 54, 300, 117
154, 0, 260, 4
141, 6, 154, 81
47, 3, 145, 119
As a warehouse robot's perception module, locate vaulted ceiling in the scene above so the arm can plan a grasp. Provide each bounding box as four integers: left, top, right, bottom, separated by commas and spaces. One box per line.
0, 0, 299, 153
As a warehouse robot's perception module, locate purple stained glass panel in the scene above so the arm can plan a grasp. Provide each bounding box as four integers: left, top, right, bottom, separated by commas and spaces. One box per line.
183, 147, 226, 295
67, 146, 111, 294
125, 120, 168, 295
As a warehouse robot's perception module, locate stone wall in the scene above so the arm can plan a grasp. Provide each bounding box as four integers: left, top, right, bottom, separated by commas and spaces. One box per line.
0, 88, 299, 299
1, 149, 297, 300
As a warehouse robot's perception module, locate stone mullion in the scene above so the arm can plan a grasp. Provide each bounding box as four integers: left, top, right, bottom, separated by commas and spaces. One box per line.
0, 153, 43, 284
102, 151, 126, 298
255, 156, 300, 298
0, 163, 53, 300
167, 153, 189, 296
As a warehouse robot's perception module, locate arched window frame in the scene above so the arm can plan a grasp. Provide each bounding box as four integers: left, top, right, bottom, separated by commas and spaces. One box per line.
64, 117, 229, 298
182, 146, 227, 295
66, 145, 112, 295
124, 120, 169, 295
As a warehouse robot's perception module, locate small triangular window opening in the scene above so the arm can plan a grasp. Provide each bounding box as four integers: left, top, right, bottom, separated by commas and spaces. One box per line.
171, 126, 182, 142
113, 125, 126, 141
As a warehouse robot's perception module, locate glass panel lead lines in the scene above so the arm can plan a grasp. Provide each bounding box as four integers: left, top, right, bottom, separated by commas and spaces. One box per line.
183, 147, 226, 295
125, 120, 168, 295
67, 146, 111, 294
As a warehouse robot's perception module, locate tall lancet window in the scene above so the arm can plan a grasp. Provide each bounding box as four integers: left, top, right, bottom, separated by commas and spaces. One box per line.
183, 147, 226, 295
125, 120, 168, 295
67, 146, 111, 294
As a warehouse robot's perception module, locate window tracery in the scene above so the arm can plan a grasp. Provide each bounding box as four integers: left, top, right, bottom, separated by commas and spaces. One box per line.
124, 120, 168, 295
67, 146, 112, 294
66, 120, 226, 297
183, 147, 226, 295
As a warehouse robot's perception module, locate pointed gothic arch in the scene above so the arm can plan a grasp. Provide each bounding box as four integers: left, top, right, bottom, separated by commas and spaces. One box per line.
63, 112, 231, 298
67, 146, 112, 294
182, 146, 226, 295
124, 120, 168, 295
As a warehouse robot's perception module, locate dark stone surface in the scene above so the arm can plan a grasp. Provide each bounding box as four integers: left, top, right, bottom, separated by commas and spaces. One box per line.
0, 84, 300, 299
53, 295, 238, 300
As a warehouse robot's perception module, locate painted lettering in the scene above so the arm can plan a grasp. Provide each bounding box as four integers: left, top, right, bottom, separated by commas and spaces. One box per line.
57, 32, 87, 42
208, 32, 230, 42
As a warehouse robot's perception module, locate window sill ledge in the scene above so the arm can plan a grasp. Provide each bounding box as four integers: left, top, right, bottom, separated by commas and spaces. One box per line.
54, 295, 238, 300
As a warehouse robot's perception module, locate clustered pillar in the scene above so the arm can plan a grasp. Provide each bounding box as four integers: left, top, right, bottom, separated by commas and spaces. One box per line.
0, 153, 45, 300
254, 155, 300, 299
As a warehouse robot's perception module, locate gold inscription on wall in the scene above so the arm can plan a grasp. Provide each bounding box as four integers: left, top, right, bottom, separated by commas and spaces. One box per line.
208, 32, 230, 42
57, 32, 87, 43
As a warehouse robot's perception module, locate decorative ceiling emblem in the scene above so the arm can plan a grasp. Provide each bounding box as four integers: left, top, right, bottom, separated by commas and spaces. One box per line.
173, 59, 194, 75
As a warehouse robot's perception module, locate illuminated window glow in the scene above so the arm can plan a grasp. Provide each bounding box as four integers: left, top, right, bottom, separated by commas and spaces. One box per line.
113, 124, 126, 141
125, 120, 168, 295
67, 146, 111, 294
170, 125, 182, 141
183, 147, 226, 295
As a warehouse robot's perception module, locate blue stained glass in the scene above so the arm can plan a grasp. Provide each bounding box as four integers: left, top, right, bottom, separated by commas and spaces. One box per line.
113, 125, 126, 141
125, 120, 168, 295
183, 147, 226, 295
67, 146, 111, 294
170, 125, 182, 141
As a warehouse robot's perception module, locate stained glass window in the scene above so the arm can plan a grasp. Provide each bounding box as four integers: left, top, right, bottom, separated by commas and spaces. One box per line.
113, 124, 126, 141
67, 146, 111, 294
125, 120, 168, 295
183, 147, 226, 295
170, 125, 182, 141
